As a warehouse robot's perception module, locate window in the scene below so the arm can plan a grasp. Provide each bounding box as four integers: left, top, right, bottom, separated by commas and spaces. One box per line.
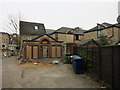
2, 43, 5, 48
98, 25, 101, 29
67, 45, 72, 54
98, 30, 104, 37
34, 25, 38, 30
75, 35, 79, 40
13, 35, 16, 37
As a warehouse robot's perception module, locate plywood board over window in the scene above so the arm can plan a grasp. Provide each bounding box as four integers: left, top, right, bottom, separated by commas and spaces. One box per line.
52, 46, 56, 58
57, 46, 61, 57
26, 46, 32, 59
33, 46, 38, 59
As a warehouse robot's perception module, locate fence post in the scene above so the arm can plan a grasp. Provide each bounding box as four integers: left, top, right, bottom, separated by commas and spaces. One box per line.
99, 47, 102, 80
112, 46, 114, 89
92, 47, 93, 70
86, 47, 88, 72
118, 46, 120, 90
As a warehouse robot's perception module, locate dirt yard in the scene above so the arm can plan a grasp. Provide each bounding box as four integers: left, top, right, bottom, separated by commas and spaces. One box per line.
2, 56, 102, 88
18, 62, 53, 68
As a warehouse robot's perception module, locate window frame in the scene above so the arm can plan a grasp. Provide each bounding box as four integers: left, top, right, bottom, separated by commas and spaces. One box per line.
34, 25, 39, 30
75, 35, 79, 40
2, 43, 5, 48
97, 30, 104, 38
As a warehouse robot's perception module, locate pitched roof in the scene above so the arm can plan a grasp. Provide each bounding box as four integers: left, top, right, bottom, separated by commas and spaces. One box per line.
84, 22, 113, 33
55, 27, 73, 33
77, 39, 100, 46
49, 27, 86, 35
0, 32, 10, 35
46, 29, 55, 34
27, 34, 63, 43
20, 21, 46, 35
68, 27, 86, 35
114, 23, 120, 28
115, 40, 120, 45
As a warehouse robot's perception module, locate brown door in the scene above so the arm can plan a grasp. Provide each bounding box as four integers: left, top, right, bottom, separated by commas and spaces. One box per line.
33, 46, 38, 59
42, 46, 48, 58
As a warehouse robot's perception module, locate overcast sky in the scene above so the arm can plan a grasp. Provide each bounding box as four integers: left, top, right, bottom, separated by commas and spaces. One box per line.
0, 0, 119, 34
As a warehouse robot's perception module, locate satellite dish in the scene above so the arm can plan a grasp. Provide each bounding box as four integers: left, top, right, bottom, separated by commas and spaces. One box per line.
117, 15, 120, 23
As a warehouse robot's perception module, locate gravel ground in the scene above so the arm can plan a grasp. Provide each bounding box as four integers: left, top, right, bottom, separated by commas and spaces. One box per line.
2, 56, 101, 88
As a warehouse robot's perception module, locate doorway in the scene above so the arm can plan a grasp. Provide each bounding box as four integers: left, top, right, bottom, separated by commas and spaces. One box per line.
42, 45, 48, 58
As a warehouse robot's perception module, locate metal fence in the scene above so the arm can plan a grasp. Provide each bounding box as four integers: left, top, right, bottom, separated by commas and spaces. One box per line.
73, 45, 120, 89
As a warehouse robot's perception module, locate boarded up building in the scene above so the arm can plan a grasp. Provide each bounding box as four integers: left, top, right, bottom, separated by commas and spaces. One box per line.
20, 21, 86, 59
23, 34, 63, 59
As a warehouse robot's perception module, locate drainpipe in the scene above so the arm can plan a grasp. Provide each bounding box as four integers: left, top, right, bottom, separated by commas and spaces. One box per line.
108, 27, 114, 39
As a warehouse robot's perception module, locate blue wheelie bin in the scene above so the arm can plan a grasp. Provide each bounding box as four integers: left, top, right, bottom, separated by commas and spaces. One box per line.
72, 55, 84, 74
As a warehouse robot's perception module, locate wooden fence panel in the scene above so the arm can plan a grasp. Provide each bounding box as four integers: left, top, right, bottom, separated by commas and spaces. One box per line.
73, 45, 120, 89
101, 47, 113, 85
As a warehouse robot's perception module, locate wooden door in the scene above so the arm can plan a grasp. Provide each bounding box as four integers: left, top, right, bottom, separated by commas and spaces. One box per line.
42, 46, 48, 58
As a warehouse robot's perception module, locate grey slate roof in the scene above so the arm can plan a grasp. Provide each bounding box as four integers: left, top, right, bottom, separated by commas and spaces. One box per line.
50, 27, 86, 35
73, 29, 86, 34
84, 22, 113, 33
20, 21, 46, 35
114, 23, 120, 28
68, 27, 86, 35
55, 27, 73, 33
77, 39, 100, 46
46, 29, 55, 34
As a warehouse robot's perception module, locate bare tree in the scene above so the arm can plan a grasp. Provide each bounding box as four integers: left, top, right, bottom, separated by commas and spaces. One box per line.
4, 11, 23, 34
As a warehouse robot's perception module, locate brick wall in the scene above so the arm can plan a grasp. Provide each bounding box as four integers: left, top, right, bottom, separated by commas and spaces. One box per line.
84, 27, 120, 45
84, 31, 98, 40
1, 33, 9, 49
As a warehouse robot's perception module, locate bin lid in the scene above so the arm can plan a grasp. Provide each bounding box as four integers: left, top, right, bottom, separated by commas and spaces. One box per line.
73, 55, 84, 60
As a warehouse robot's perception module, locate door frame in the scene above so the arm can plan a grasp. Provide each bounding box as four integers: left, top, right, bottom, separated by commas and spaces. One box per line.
42, 45, 48, 58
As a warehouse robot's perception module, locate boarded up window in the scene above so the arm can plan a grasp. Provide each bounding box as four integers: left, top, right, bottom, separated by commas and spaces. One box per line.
52, 46, 61, 58
57, 46, 61, 57
52, 46, 56, 58
26, 46, 32, 59
33, 46, 38, 59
